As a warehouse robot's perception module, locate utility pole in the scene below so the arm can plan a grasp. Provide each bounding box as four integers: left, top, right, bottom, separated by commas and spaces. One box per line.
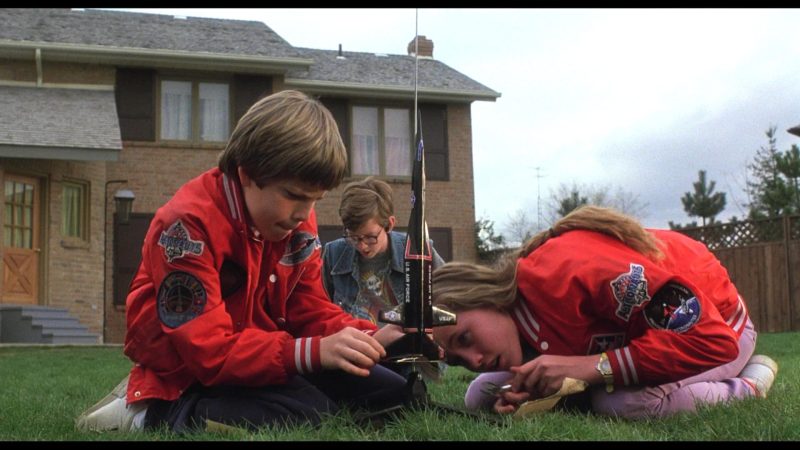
535, 166, 545, 230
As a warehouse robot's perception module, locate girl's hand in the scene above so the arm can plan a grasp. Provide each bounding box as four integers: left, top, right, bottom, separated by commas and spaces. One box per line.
510, 354, 599, 399
493, 390, 530, 414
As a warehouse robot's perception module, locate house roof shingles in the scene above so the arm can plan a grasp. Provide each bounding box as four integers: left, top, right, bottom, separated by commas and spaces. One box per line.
0, 8, 301, 59
0, 85, 122, 160
0, 8, 499, 101
288, 47, 499, 99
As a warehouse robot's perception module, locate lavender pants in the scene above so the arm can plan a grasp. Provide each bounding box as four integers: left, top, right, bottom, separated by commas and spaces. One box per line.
591, 318, 757, 419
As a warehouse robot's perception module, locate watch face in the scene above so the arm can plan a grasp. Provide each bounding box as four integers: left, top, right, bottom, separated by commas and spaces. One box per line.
600, 358, 612, 375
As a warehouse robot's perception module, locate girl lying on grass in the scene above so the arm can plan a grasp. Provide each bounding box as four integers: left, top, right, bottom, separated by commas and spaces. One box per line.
431, 205, 777, 419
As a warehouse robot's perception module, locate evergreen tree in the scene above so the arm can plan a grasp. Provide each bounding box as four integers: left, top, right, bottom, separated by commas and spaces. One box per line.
681, 170, 726, 226
545, 182, 648, 224
775, 144, 800, 214
557, 189, 588, 218
745, 126, 797, 218
475, 216, 506, 263
668, 220, 699, 230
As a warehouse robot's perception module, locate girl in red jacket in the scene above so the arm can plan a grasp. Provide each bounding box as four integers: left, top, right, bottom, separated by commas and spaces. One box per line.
432, 206, 778, 418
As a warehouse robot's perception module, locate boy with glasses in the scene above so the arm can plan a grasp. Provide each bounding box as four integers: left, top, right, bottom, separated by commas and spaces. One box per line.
321, 177, 445, 379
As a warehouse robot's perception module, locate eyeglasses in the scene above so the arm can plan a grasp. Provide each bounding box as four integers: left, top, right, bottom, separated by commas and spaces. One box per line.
343, 228, 383, 246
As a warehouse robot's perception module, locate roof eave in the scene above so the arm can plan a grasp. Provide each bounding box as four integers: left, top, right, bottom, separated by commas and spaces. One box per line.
286, 78, 501, 103
0, 40, 313, 74
0, 144, 121, 162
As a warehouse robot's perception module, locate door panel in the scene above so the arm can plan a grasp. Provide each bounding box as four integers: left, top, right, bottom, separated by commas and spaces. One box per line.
1, 175, 40, 304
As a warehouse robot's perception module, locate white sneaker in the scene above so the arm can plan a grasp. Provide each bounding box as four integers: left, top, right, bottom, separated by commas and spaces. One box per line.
75, 375, 147, 432
740, 354, 778, 398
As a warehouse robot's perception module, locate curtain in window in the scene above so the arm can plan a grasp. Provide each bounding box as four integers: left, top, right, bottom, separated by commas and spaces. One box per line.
161, 81, 192, 140
352, 106, 379, 175
62, 184, 82, 238
384, 108, 411, 176
199, 82, 229, 142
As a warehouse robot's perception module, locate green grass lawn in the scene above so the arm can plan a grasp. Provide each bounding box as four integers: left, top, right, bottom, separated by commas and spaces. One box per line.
1, 331, 799, 441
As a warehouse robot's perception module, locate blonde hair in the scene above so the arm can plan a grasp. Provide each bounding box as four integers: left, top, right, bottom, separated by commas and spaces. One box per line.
338, 176, 394, 231
218, 90, 347, 190
433, 205, 663, 312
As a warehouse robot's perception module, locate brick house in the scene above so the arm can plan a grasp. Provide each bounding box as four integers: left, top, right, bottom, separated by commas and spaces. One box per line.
0, 8, 499, 343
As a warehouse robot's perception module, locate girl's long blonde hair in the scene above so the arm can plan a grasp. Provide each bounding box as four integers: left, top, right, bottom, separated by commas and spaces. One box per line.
432, 205, 663, 312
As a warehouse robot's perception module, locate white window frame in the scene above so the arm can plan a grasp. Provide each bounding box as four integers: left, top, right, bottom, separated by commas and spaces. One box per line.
61, 179, 89, 242
158, 77, 231, 144
350, 105, 412, 178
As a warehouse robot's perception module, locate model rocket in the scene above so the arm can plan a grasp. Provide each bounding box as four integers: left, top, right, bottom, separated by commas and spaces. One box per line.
379, 114, 456, 363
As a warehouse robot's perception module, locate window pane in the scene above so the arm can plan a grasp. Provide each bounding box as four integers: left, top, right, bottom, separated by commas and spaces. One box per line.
384, 108, 411, 176
62, 183, 84, 238
3, 188, 11, 247
352, 106, 379, 175
161, 80, 192, 140
23, 183, 33, 204
13, 227, 22, 248
199, 82, 229, 142
14, 182, 23, 204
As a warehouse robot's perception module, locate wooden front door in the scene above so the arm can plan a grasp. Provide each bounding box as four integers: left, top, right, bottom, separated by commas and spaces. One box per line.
1, 175, 40, 304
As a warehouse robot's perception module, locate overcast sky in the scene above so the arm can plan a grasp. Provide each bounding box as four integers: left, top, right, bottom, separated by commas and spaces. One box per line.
109, 8, 800, 231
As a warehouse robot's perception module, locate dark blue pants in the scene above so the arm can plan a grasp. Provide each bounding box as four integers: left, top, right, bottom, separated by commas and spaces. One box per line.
144, 364, 408, 433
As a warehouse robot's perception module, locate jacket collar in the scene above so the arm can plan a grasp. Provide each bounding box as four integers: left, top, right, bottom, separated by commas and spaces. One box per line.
512, 300, 542, 345
221, 172, 262, 241
330, 230, 406, 275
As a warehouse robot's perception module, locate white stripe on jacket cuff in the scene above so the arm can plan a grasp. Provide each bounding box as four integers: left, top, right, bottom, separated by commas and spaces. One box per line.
294, 337, 314, 374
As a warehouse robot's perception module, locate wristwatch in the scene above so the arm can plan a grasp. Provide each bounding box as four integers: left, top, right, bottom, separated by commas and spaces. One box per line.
596, 352, 614, 393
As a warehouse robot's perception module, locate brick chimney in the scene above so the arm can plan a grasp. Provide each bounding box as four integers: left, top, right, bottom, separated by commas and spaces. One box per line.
407, 35, 434, 58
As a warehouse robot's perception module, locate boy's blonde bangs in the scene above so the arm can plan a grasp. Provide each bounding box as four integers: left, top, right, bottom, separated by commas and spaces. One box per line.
219, 90, 347, 189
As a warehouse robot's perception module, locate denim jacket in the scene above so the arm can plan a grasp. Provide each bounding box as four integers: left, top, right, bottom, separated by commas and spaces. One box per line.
321, 230, 445, 323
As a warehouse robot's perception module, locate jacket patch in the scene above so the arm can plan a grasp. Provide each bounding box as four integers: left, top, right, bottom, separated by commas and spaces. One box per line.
643, 282, 701, 333
158, 220, 204, 263
587, 333, 626, 354
610, 263, 651, 321
157, 271, 207, 329
280, 231, 320, 266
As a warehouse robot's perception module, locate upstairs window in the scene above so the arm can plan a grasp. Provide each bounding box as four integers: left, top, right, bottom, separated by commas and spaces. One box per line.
351, 106, 412, 177
159, 79, 230, 143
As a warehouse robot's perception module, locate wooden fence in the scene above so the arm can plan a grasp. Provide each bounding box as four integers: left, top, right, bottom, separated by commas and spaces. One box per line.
678, 215, 800, 333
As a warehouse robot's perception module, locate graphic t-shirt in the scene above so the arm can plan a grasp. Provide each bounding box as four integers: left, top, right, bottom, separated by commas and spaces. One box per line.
353, 251, 396, 324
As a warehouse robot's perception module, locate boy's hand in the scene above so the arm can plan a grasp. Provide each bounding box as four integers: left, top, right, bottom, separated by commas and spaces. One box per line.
320, 327, 387, 377
371, 324, 405, 348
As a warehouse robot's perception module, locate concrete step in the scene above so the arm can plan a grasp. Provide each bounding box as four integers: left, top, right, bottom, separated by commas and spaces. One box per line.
30, 317, 88, 329
42, 328, 94, 337
46, 334, 100, 345
0, 304, 99, 344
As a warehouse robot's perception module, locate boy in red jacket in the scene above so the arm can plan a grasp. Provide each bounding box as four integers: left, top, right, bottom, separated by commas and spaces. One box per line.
76, 90, 405, 433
